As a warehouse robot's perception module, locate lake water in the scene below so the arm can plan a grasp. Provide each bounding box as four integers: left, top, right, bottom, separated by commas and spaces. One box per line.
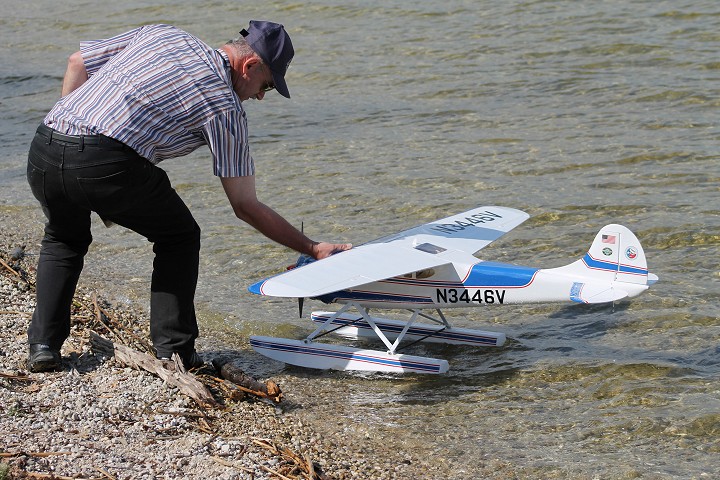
1, 0, 719, 478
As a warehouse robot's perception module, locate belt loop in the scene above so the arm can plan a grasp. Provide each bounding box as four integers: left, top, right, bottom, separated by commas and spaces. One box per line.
78, 135, 85, 152
45, 129, 53, 145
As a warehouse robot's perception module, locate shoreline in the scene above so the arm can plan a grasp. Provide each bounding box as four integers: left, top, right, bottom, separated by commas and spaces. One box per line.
0, 210, 430, 480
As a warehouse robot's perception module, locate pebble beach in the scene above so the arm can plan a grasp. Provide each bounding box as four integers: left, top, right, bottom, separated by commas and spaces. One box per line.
0, 211, 432, 480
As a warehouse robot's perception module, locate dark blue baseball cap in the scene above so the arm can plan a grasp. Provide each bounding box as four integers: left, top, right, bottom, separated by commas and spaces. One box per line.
240, 20, 294, 98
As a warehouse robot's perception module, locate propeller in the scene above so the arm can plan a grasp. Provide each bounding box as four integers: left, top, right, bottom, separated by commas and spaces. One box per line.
292, 253, 314, 318
298, 221, 306, 317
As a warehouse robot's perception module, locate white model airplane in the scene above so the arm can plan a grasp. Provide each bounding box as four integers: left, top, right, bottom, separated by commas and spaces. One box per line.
248, 206, 658, 374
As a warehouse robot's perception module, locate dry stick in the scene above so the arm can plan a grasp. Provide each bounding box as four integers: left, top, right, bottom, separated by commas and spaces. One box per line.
252, 438, 326, 480
0, 451, 72, 458
0, 372, 33, 381
257, 463, 294, 480
196, 416, 215, 435
89, 331, 218, 408
282, 447, 319, 480
155, 409, 208, 418
95, 467, 118, 480
211, 456, 256, 474
15, 473, 98, 480
95, 298, 154, 354
305, 454, 316, 480
0, 310, 32, 316
252, 437, 279, 454
0, 257, 20, 277
92, 292, 131, 347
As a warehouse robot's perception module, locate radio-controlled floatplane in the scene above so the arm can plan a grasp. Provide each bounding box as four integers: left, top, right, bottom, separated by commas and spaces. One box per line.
248, 206, 658, 374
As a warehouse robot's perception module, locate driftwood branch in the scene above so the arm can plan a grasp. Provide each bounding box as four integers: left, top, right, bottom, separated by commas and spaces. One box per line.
212, 358, 283, 403
90, 331, 217, 408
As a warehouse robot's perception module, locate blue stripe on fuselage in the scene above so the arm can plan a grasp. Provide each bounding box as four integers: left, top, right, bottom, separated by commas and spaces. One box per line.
465, 262, 538, 287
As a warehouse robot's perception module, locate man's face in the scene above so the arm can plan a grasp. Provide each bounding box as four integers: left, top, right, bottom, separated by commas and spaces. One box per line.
234, 57, 275, 101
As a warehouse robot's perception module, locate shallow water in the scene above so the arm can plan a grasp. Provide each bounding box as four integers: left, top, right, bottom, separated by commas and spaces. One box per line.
1, 0, 719, 477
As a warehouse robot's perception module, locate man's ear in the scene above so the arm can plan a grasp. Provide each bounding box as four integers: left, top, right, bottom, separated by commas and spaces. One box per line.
241, 56, 261, 74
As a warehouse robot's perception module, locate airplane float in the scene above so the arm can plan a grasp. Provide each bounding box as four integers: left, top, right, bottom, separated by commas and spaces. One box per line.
248, 206, 658, 374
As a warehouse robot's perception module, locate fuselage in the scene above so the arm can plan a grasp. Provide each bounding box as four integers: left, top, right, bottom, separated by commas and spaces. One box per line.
314, 259, 649, 309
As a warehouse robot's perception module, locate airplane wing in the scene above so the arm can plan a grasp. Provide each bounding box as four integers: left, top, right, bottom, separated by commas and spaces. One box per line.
249, 206, 529, 298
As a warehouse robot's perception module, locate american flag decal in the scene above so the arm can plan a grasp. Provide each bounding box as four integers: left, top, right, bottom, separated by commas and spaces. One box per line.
602, 234, 616, 244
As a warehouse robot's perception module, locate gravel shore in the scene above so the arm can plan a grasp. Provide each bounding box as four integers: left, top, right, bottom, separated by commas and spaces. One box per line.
0, 211, 425, 480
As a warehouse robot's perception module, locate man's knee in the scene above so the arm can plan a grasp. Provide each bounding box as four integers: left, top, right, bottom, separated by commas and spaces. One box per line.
154, 221, 201, 255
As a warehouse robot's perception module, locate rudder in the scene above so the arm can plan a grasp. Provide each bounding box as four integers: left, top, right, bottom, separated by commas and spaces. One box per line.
583, 224, 649, 285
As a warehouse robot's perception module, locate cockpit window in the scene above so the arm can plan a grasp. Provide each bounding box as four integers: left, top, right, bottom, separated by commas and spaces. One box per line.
414, 243, 446, 254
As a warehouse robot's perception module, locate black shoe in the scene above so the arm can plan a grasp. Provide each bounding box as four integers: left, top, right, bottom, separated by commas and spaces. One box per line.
28, 344, 62, 372
157, 350, 204, 370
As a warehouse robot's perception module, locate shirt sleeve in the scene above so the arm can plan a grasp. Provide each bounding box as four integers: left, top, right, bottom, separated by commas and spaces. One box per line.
202, 109, 255, 177
79, 26, 145, 76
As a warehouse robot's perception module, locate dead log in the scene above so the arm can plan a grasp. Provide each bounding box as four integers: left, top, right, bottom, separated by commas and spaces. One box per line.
90, 331, 217, 408
212, 358, 282, 403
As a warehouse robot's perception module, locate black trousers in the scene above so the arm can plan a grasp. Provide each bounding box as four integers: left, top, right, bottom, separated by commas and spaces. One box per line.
26, 125, 201, 358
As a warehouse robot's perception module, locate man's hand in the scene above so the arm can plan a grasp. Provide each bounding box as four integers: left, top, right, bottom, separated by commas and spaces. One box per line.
311, 242, 352, 260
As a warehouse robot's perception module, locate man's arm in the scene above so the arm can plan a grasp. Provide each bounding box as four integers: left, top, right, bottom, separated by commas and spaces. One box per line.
220, 176, 351, 260
61, 51, 89, 96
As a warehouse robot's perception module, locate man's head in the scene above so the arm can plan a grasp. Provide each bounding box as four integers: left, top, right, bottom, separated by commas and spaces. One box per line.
239, 20, 294, 99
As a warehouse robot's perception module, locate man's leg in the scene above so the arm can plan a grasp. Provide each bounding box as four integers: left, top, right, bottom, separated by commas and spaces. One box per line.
26, 137, 93, 370
27, 130, 202, 367
92, 158, 202, 361
29, 217, 92, 348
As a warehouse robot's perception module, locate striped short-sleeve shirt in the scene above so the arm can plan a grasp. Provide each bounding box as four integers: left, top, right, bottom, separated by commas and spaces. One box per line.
44, 24, 254, 177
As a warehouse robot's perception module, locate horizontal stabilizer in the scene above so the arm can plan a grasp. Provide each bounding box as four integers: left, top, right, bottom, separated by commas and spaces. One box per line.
571, 284, 629, 304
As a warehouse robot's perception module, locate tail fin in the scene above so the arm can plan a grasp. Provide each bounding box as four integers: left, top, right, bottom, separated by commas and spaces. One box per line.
545, 224, 657, 303
583, 224, 651, 285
